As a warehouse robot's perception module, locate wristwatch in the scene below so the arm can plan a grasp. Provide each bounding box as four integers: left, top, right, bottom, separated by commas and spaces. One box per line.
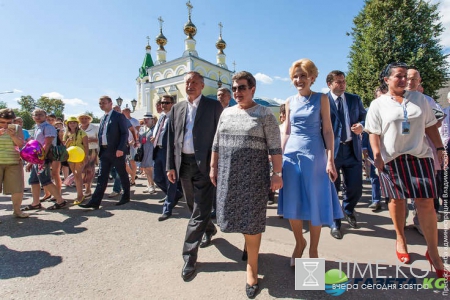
273, 172, 282, 177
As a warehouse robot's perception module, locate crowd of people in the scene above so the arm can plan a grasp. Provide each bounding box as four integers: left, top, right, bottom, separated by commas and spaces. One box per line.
1, 61, 449, 298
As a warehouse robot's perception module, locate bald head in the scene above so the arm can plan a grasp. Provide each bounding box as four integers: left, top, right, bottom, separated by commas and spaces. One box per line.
406, 69, 421, 91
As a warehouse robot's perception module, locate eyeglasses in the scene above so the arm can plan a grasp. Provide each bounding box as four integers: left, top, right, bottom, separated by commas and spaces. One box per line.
160, 102, 173, 105
232, 85, 249, 92
32, 114, 45, 117
0, 121, 13, 124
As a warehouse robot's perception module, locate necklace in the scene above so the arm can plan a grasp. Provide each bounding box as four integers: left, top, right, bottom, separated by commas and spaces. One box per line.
300, 91, 313, 103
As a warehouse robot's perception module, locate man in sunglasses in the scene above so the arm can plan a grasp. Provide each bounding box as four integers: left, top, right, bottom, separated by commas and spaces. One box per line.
167, 71, 223, 281
152, 95, 183, 221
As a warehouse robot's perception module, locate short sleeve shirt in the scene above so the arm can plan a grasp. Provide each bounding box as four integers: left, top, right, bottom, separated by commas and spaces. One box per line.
365, 91, 437, 163
34, 121, 57, 146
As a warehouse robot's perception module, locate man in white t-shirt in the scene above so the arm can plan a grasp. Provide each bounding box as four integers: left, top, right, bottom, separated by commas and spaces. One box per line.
122, 107, 140, 186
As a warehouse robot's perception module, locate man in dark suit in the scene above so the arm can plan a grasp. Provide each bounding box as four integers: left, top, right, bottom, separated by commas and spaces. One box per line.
80, 96, 131, 209
152, 95, 183, 221
167, 71, 223, 281
326, 70, 366, 239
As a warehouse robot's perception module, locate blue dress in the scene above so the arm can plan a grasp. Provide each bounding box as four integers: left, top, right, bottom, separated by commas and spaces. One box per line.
278, 93, 343, 226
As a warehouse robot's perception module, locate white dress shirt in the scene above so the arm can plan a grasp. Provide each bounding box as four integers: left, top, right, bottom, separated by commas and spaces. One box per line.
100, 110, 113, 146
152, 112, 166, 146
182, 95, 201, 154
331, 92, 352, 142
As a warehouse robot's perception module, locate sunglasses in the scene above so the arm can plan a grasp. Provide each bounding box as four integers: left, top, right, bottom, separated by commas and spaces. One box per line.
160, 102, 173, 105
231, 85, 249, 92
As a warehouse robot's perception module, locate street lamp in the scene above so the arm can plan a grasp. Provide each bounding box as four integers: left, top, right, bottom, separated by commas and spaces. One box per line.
131, 99, 137, 112
116, 96, 123, 107
0, 91, 14, 95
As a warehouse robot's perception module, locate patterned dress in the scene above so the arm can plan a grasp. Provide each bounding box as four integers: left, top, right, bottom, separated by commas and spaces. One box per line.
213, 104, 282, 235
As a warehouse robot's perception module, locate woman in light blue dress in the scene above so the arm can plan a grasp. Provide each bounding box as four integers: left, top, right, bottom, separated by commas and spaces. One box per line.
278, 59, 343, 265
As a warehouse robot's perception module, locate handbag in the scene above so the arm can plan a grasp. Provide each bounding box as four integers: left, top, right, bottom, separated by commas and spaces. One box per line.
134, 145, 144, 162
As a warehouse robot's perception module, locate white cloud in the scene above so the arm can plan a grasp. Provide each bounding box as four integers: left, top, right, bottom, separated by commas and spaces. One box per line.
431, 0, 450, 49
254, 73, 273, 84
13, 89, 23, 93
41, 92, 87, 106
321, 87, 330, 94
274, 76, 290, 82
273, 98, 286, 104
42, 92, 64, 99
62, 98, 88, 106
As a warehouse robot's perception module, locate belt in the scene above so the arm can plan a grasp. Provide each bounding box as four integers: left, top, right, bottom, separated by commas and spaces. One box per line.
156, 145, 163, 149
101, 145, 108, 148
340, 141, 352, 145
182, 153, 195, 158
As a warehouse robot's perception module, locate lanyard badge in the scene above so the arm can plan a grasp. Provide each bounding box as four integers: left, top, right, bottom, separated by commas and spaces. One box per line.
401, 101, 410, 135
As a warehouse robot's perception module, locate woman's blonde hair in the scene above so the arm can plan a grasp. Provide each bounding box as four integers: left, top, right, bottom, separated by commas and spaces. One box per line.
289, 58, 319, 85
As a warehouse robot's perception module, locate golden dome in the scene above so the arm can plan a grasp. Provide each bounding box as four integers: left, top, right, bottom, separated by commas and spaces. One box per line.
156, 30, 167, 50
184, 20, 197, 38
216, 35, 226, 54
145, 44, 151, 50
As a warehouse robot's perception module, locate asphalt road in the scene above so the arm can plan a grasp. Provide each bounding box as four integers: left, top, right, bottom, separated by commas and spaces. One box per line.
1, 175, 449, 299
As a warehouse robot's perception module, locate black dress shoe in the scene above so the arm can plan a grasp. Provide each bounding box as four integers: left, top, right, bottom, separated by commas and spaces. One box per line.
210, 209, 216, 219
116, 199, 130, 206
79, 203, 100, 209
330, 227, 343, 240
158, 213, 171, 221
246, 283, 259, 299
345, 214, 358, 228
200, 227, 217, 248
181, 261, 196, 281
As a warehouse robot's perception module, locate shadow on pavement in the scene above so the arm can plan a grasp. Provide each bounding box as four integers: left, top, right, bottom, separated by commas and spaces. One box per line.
0, 245, 62, 279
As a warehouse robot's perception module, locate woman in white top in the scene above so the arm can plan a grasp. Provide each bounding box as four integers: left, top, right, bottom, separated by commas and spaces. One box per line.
78, 113, 99, 198
365, 62, 448, 279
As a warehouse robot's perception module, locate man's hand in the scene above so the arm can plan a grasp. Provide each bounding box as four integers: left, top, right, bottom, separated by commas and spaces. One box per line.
167, 169, 176, 183
116, 150, 124, 157
351, 123, 363, 135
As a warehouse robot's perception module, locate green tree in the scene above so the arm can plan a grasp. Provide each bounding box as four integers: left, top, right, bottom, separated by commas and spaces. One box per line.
17, 95, 36, 112
36, 96, 65, 118
346, 0, 449, 106
83, 111, 101, 123
0, 101, 7, 109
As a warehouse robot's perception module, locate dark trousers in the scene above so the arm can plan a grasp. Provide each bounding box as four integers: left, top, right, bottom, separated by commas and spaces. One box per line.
179, 154, 215, 263
333, 143, 362, 228
90, 147, 130, 206
153, 147, 168, 194
154, 147, 183, 215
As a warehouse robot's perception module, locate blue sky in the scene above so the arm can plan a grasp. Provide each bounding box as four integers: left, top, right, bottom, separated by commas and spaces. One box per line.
0, 0, 449, 117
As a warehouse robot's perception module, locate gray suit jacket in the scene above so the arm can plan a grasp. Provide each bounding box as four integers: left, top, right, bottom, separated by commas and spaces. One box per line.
166, 95, 223, 178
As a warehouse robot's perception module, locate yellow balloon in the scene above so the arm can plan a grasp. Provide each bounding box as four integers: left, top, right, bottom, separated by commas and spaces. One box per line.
67, 146, 85, 163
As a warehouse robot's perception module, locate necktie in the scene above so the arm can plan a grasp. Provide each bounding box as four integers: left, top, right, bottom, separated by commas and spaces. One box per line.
337, 97, 347, 142
153, 115, 166, 147
98, 115, 108, 146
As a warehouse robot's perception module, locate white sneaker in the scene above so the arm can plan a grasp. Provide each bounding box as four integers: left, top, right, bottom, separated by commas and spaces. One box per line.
149, 185, 156, 194
108, 191, 121, 198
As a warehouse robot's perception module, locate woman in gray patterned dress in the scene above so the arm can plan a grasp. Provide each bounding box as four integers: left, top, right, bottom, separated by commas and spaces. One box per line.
210, 71, 283, 298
